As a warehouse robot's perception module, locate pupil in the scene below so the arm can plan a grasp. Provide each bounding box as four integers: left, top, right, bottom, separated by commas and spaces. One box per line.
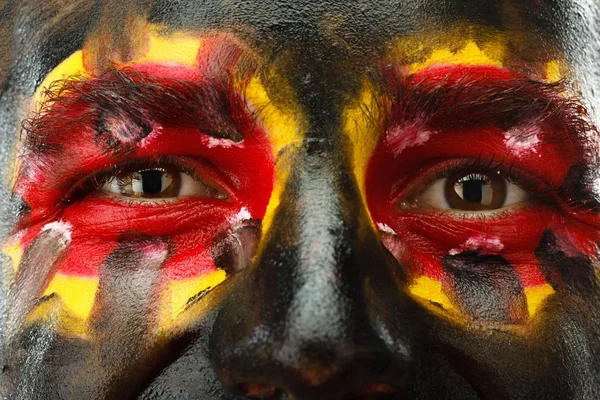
141, 169, 163, 194
462, 179, 484, 203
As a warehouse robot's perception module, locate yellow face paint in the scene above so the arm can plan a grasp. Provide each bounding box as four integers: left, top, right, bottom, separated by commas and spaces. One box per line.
31, 51, 87, 110
389, 26, 508, 75
43, 273, 99, 322
544, 60, 563, 83
129, 26, 202, 67
245, 75, 305, 237
156, 270, 227, 332
409, 40, 504, 74
343, 83, 384, 209
408, 276, 555, 323
33, 25, 204, 112
408, 275, 456, 314
26, 294, 90, 338
525, 284, 555, 316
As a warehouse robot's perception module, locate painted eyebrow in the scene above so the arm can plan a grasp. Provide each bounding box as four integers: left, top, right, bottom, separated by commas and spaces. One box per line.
22, 68, 252, 155
385, 66, 595, 149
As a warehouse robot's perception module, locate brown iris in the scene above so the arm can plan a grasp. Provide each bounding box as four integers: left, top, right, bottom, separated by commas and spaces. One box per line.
116, 166, 181, 198
444, 171, 507, 210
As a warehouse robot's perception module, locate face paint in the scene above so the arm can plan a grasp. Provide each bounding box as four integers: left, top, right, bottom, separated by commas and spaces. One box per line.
366, 41, 600, 324
6, 30, 289, 337
3, 2, 600, 399
6, 223, 70, 341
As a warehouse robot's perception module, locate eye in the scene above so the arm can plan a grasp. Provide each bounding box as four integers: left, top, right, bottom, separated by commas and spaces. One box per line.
66, 159, 230, 203
400, 168, 532, 212
102, 165, 228, 200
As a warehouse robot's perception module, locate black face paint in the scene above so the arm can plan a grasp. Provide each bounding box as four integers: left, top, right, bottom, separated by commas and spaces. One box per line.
3, 1, 600, 399
8, 194, 30, 222
442, 252, 528, 323
535, 229, 599, 295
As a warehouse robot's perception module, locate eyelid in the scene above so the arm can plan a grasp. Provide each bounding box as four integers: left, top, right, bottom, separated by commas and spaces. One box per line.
61, 155, 232, 205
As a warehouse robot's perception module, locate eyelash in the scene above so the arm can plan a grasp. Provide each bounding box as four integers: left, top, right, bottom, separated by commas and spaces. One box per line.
61, 156, 209, 206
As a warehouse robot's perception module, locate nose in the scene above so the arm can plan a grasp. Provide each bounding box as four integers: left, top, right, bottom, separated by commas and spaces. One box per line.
209, 141, 425, 399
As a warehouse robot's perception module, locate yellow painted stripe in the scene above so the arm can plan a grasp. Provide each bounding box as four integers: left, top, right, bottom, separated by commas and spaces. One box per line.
32, 50, 87, 110
156, 270, 227, 331
43, 273, 99, 321
26, 294, 90, 338
410, 40, 504, 74
245, 75, 304, 235
344, 83, 383, 212
127, 25, 202, 67
545, 60, 563, 83
408, 275, 455, 312
525, 283, 555, 316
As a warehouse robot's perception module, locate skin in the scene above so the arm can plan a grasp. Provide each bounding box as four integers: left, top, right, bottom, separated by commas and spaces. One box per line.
1, 1, 600, 399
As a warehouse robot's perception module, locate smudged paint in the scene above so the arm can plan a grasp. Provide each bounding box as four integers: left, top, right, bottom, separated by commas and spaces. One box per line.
7, 227, 71, 340
535, 229, 598, 294
377, 222, 396, 235
96, 111, 153, 151
385, 118, 435, 157
205, 136, 244, 149
449, 234, 504, 256
40, 220, 72, 244
228, 207, 252, 224
504, 126, 541, 158
442, 252, 528, 323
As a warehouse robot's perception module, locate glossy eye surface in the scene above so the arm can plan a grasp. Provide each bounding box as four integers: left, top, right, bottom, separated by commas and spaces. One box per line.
101, 165, 228, 200
400, 169, 531, 212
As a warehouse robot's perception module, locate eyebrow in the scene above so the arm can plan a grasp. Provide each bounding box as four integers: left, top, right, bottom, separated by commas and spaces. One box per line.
22, 69, 253, 155
385, 65, 595, 151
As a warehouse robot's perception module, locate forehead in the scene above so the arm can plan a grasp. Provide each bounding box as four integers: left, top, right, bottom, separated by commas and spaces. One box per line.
11, 1, 593, 119
9, 0, 597, 83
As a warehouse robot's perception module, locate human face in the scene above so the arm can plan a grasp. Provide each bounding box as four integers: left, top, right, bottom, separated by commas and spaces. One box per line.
1, 1, 600, 399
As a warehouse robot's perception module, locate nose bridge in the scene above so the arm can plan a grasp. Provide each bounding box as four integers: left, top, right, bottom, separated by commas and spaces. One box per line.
283, 142, 362, 346
209, 139, 419, 397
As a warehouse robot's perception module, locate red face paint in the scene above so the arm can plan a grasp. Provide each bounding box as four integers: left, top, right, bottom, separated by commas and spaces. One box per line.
15, 64, 275, 281
367, 65, 600, 288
